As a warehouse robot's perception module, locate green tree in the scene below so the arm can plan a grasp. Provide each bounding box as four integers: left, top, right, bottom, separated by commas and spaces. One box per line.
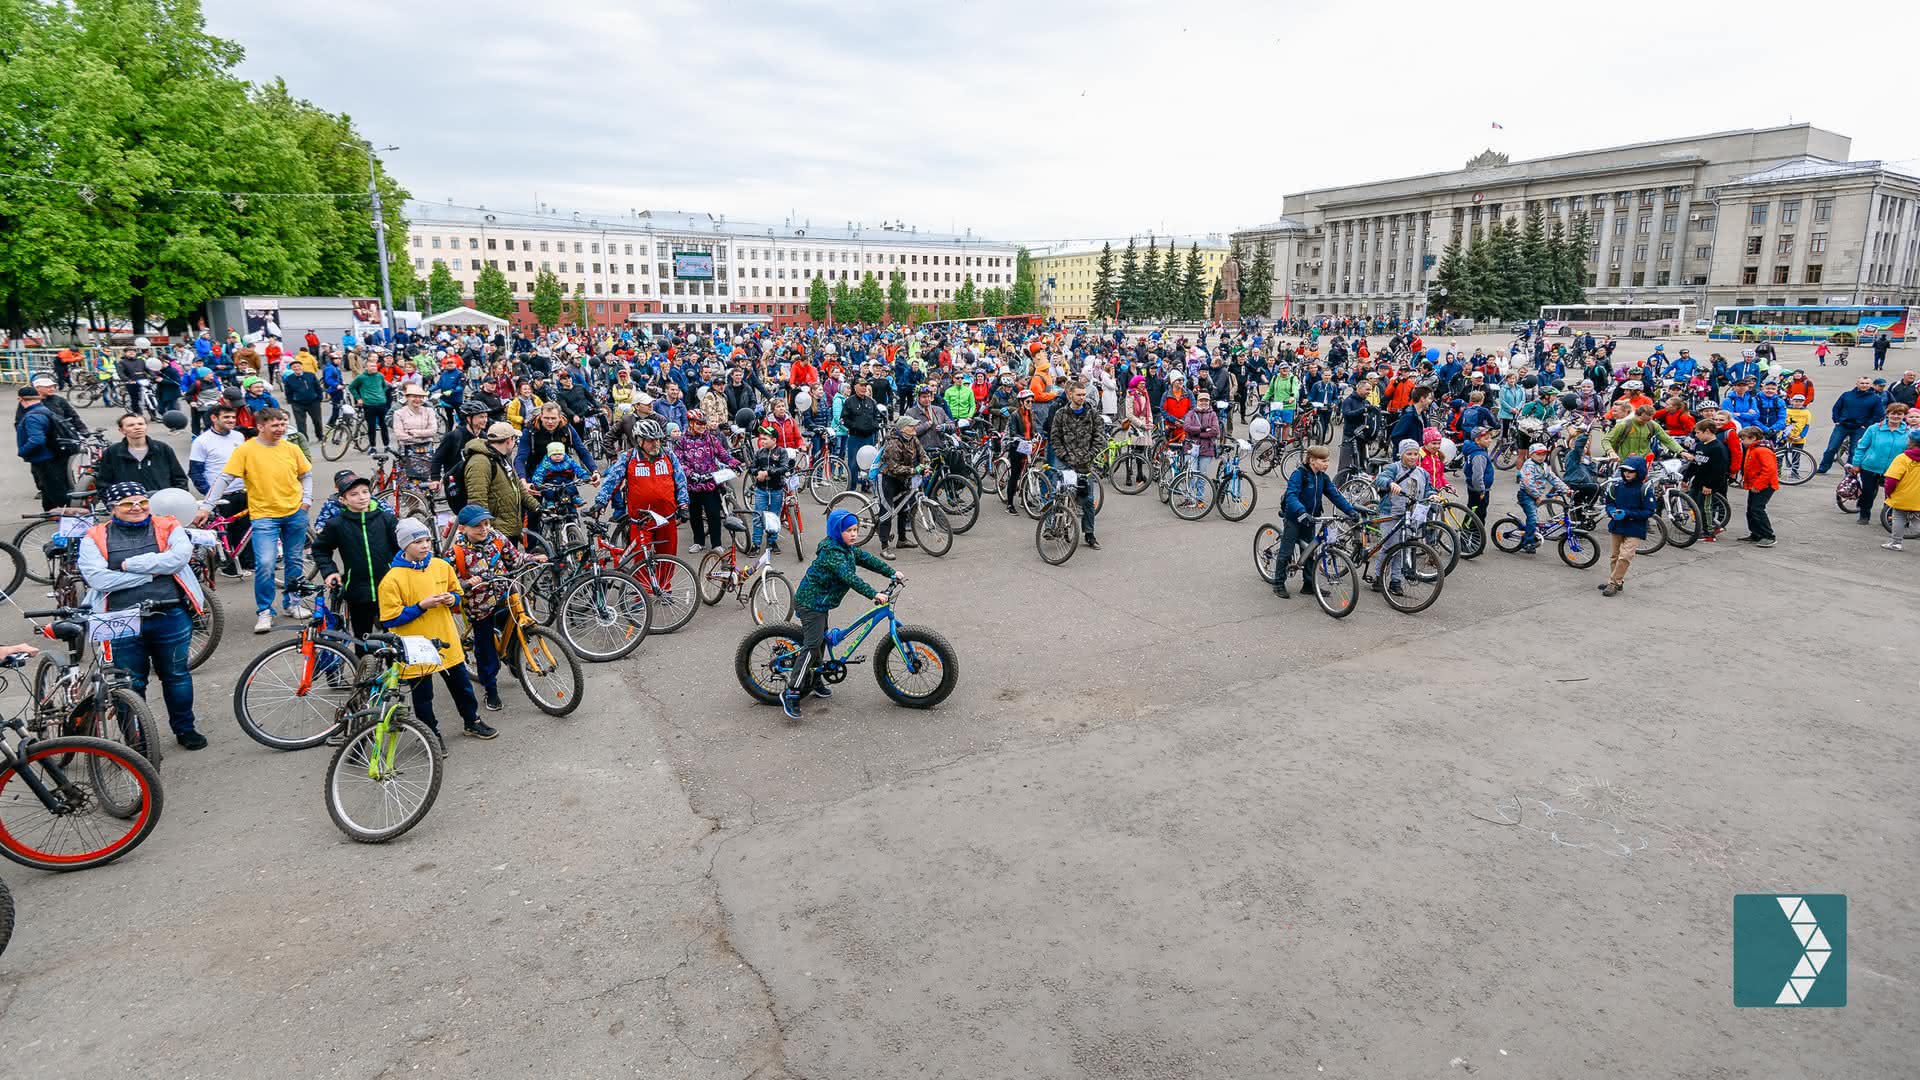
855, 272, 886, 324
1156, 240, 1179, 319
427, 261, 461, 312
1519, 206, 1551, 317
982, 287, 1006, 317
386, 260, 424, 311
952, 276, 979, 320
1140, 241, 1162, 319
1560, 215, 1594, 303
1089, 241, 1117, 322
473, 263, 514, 320
1117, 239, 1142, 320
886, 270, 910, 323
1180, 243, 1207, 321
1243, 241, 1275, 320
829, 278, 852, 323
806, 275, 829, 322
1008, 246, 1036, 315
530, 269, 564, 329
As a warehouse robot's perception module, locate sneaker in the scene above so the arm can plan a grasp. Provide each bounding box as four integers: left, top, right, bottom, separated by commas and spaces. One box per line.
463, 719, 499, 740
1386, 581, 1406, 597
253, 611, 274, 634
1518, 543, 1538, 554
1858, 516, 1873, 524
483, 691, 503, 712
1600, 582, 1621, 597
1006, 504, 1019, 515
880, 547, 896, 560
898, 537, 918, 549
1596, 582, 1609, 591
811, 684, 832, 699
1755, 538, 1776, 548
1085, 536, 1101, 550
1735, 535, 1759, 543
1273, 582, 1291, 599
285, 602, 312, 620
176, 731, 208, 751
769, 542, 782, 555
780, 690, 804, 721
689, 544, 705, 554
1883, 540, 1904, 551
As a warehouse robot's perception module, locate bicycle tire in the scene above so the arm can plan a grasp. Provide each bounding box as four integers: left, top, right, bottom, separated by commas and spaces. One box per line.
1110, 451, 1150, 495
748, 570, 795, 625
1660, 490, 1702, 548
516, 562, 563, 626
807, 455, 848, 505
931, 475, 981, 535
639, 555, 699, 634
1168, 473, 1215, 521
1490, 516, 1528, 553
0, 877, 11, 957
320, 422, 353, 462
872, 625, 959, 709
1035, 505, 1079, 565
74, 382, 101, 407
187, 600, 224, 671
735, 622, 802, 705
1493, 444, 1520, 471
324, 713, 442, 843
1018, 471, 1047, 519
984, 458, 1008, 497
1776, 447, 1815, 486
1419, 521, 1460, 577
1379, 540, 1444, 614
696, 550, 731, 605
1313, 547, 1359, 619
0, 540, 24, 600
234, 638, 357, 749
0, 736, 163, 871
1216, 470, 1257, 522
1253, 523, 1282, 583
1701, 491, 1731, 533
513, 626, 584, 716
13, 518, 63, 585
1250, 437, 1280, 475
1636, 515, 1668, 556
557, 570, 651, 662
92, 684, 161, 770
826, 491, 877, 546
1559, 530, 1600, 569
1835, 482, 1861, 516
911, 502, 953, 557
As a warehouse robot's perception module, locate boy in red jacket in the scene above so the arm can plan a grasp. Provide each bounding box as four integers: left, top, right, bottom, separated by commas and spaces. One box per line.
1738, 426, 1779, 547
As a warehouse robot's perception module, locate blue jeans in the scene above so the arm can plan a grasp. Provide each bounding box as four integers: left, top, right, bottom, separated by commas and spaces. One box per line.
408, 665, 480, 733
750, 487, 782, 547
1818, 425, 1861, 472
250, 507, 310, 615
110, 606, 196, 734
1517, 491, 1539, 547
469, 609, 507, 695
846, 435, 875, 490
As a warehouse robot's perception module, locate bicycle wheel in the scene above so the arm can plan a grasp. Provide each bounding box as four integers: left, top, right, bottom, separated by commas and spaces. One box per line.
808, 455, 848, 505
513, 626, 584, 716
0, 737, 163, 870
321, 421, 353, 461
1216, 470, 1257, 522
931, 475, 981, 535
233, 638, 357, 749
1379, 541, 1444, 614
696, 550, 731, 605
1493, 443, 1520, 471
911, 502, 953, 557
516, 562, 563, 626
1312, 547, 1359, 619
324, 714, 442, 843
735, 622, 802, 705
1253, 523, 1283, 583
872, 624, 959, 708
1110, 451, 1150, 495
639, 555, 699, 634
1558, 529, 1600, 569
1419, 522, 1460, 577
1635, 515, 1668, 556
187, 600, 224, 671
1490, 516, 1529, 553
1168, 473, 1215, 521
1660, 490, 1702, 548
13, 517, 63, 585
1701, 490, 1731, 533
557, 570, 651, 662
1835, 481, 1861, 516
1777, 447, 1815, 486
395, 490, 434, 532
983, 457, 1008, 497
74, 381, 101, 407
826, 491, 877, 546
1019, 471, 1047, 519
0, 540, 24, 600
91, 685, 160, 767
1250, 437, 1280, 475
1035, 505, 1079, 565
748, 570, 795, 625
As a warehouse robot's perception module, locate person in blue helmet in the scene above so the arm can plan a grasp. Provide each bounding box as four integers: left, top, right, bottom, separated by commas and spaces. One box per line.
780, 507, 900, 721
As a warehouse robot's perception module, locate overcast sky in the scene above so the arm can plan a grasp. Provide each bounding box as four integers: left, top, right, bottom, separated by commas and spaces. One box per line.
207, 0, 1918, 246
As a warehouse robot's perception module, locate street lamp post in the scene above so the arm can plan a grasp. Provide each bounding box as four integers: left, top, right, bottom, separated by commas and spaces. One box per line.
343, 140, 401, 350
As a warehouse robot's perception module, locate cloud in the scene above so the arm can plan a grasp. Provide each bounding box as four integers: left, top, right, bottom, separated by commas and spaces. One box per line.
206, 0, 1916, 244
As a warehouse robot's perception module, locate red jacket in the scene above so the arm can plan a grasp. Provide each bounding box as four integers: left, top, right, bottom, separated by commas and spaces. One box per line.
1741, 443, 1779, 491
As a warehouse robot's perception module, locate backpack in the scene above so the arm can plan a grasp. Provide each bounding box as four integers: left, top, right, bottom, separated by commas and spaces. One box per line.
450, 445, 509, 514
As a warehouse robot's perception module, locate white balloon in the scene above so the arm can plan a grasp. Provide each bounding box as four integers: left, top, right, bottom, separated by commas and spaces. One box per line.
1440, 437, 1458, 463
795, 391, 813, 412
150, 488, 199, 522
856, 444, 879, 470
1248, 417, 1272, 441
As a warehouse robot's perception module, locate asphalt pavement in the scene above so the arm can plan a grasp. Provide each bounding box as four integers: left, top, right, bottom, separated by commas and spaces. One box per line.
2, 336, 1916, 1079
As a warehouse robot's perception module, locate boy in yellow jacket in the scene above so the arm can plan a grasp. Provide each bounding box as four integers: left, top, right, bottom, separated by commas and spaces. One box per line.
378, 519, 496, 740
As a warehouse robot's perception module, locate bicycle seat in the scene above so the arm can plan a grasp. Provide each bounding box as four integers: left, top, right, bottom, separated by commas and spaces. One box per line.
721, 516, 747, 534
46, 620, 86, 644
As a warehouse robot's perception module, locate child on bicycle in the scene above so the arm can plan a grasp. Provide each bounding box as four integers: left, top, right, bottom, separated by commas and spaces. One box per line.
1272, 445, 1359, 599
378, 518, 496, 740
1515, 443, 1571, 553
449, 504, 541, 713
311, 471, 399, 636
1370, 440, 1433, 596
781, 507, 901, 721
1785, 395, 1813, 448
746, 422, 791, 554
531, 440, 590, 514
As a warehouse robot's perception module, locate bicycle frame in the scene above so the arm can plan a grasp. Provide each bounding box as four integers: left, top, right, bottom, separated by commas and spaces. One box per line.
822, 597, 907, 662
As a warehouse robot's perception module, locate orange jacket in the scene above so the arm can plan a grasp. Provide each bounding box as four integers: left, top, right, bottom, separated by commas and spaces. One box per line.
1784, 376, 1815, 405
1028, 368, 1058, 403
1741, 443, 1778, 491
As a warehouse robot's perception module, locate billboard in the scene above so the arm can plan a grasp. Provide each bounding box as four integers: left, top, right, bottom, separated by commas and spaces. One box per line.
351, 298, 381, 325
674, 252, 714, 280
244, 302, 281, 344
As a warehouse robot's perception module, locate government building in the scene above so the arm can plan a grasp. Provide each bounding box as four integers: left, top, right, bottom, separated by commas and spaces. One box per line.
1230, 124, 1920, 322
401, 202, 1020, 332
1029, 235, 1230, 320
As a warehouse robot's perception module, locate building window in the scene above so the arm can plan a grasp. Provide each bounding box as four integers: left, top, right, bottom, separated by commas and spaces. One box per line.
1631, 271, 1646, 287
1695, 216, 1715, 232
1637, 217, 1651, 234
1771, 266, 1790, 285
574, 243, 583, 253
487, 238, 496, 250
413, 257, 425, 270
1805, 264, 1823, 284
1634, 244, 1648, 262
1814, 197, 1833, 223
592, 263, 601, 274
1748, 204, 1768, 227
1695, 245, 1712, 261
504, 239, 515, 251
430, 236, 441, 249
1809, 232, 1828, 254
1613, 219, 1627, 237
590, 243, 599, 254
1571, 196, 1585, 212
1665, 186, 1682, 202
1607, 271, 1622, 287
1656, 270, 1671, 286
1660, 243, 1674, 260
1662, 212, 1678, 233
411, 236, 422, 248
1776, 235, 1793, 256
506, 260, 516, 271
539, 241, 549, 252
452, 258, 462, 270
1746, 236, 1764, 256
1741, 266, 1759, 285
1780, 200, 1801, 225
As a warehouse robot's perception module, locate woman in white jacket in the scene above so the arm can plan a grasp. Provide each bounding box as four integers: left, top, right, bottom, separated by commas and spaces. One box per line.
391, 383, 442, 449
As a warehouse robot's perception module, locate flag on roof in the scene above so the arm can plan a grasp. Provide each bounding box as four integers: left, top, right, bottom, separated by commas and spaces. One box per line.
1491, 121, 1504, 129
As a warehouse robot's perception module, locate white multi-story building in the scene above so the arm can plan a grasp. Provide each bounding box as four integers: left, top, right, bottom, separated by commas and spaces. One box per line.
401, 202, 1020, 332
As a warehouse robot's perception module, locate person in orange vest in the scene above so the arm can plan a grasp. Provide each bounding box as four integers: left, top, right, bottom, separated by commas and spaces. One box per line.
592, 418, 687, 584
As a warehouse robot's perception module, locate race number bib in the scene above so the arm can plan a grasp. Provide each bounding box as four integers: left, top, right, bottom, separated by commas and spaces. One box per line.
400, 636, 443, 666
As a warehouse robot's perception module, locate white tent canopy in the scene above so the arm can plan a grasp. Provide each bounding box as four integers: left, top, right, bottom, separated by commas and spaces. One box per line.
418, 305, 508, 329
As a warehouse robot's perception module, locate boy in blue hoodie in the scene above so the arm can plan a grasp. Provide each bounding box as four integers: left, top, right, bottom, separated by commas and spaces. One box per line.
1600, 457, 1655, 597
781, 507, 899, 720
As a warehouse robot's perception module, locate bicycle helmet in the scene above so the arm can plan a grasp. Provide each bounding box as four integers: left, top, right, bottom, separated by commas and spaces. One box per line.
459, 398, 491, 417
634, 418, 666, 441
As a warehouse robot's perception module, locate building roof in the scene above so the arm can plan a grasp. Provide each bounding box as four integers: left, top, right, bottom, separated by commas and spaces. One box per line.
1028, 234, 1229, 260
1721, 155, 1920, 188
1234, 216, 1310, 234
401, 200, 1008, 246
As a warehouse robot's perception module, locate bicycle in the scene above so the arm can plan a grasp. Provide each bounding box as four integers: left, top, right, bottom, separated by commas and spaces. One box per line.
469, 573, 584, 715
21, 604, 163, 815
320, 409, 367, 462
1090, 431, 1151, 496
826, 471, 954, 556
1253, 511, 1444, 616
321, 632, 445, 843
734, 579, 959, 709
231, 583, 362, 749
561, 510, 699, 635
540, 538, 652, 663
1489, 499, 1601, 568
0, 649, 164, 871
1211, 441, 1259, 522
696, 511, 796, 623
1762, 434, 1816, 486
1016, 456, 1105, 520
1156, 445, 1216, 521
14, 507, 101, 586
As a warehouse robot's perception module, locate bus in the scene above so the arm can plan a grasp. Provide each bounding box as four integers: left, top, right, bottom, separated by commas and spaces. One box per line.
1708, 305, 1912, 345
1540, 304, 1696, 338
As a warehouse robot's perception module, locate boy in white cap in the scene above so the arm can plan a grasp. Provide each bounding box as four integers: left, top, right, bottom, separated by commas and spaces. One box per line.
378, 518, 495, 741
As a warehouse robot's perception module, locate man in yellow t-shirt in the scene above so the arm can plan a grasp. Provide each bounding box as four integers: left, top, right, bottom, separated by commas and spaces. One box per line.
194, 406, 314, 632
379, 518, 493, 739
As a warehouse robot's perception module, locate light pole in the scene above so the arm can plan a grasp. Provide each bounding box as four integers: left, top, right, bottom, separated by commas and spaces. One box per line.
343, 140, 400, 348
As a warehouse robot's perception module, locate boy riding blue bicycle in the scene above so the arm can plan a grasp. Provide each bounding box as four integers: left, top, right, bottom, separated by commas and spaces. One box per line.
781, 507, 900, 721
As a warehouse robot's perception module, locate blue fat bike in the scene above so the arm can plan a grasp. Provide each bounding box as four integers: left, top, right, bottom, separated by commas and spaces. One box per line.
733, 580, 959, 709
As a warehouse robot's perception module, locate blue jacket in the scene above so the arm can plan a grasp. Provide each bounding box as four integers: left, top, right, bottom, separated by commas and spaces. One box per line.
322, 363, 344, 394
1850, 420, 1910, 473
1461, 443, 1495, 493
1728, 360, 1761, 385
1752, 394, 1788, 434
1496, 384, 1527, 419
1669, 356, 1698, 378
1721, 391, 1760, 425
1605, 470, 1656, 539
1460, 404, 1496, 438
16, 402, 56, 463
1830, 388, 1886, 429
1281, 465, 1358, 523
283, 370, 322, 404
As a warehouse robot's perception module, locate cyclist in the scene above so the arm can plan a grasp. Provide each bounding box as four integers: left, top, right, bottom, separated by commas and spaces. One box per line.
593, 418, 687, 563
448, 504, 538, 713
1599, 458, 1656, 597
1370, 441, 1432, 597
379, 518, 496, 742
877, 414, 927, 559
1261, 360, 1299, 441
744, 422, 791, 555
1045, 380, 1103, 551
780, 507, 901, 722
1271, 446, 1359, 599
1002, 389, 1038, 515
311, 471, 399, 636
